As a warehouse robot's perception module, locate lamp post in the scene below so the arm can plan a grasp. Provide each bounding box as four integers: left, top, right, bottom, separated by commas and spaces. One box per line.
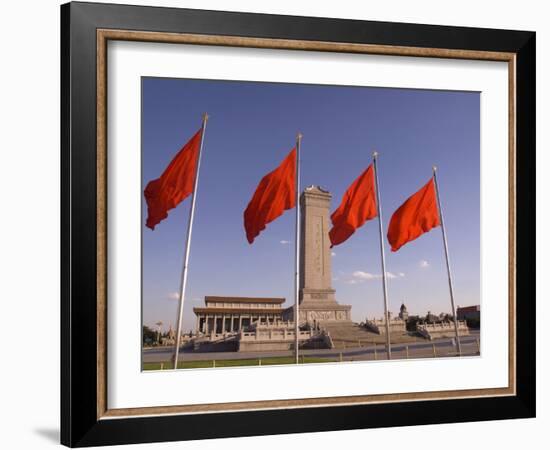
155, 321, 163, 345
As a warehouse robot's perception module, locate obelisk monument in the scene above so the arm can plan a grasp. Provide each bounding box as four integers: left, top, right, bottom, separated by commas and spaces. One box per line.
297, 186, 351, 325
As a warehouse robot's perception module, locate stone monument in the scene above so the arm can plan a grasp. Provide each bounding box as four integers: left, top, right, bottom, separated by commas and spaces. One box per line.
295, 186, 351, 325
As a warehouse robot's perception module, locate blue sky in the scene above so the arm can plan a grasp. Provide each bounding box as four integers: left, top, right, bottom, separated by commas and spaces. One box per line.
142, 77, 480, 333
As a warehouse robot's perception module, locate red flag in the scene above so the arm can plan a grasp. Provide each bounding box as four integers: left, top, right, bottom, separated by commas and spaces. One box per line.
144, 128, 202, 230
387, 177, 440, 252
244, 148, 296, 244
329, 164, 377, 246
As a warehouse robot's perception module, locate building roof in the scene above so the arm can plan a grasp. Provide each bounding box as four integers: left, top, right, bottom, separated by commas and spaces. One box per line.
204, 296, 285, 304
193, 307, 284, 315
457, 305, 480, 313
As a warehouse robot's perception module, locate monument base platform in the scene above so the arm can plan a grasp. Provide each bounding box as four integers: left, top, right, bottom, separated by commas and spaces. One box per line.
299, 301, 352, 324
283, 301, 352, 325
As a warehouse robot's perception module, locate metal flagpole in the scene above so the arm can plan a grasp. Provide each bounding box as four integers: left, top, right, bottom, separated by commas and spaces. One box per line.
173, 113, 209, 369
432, 166, 462, 356
372, 152, 391, 360
294, 133, 302, 364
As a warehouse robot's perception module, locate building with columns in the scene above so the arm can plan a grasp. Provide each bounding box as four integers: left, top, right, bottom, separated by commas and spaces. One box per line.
193, 296, 285, 334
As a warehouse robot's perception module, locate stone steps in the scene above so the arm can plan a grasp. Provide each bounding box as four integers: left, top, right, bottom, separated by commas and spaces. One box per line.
321, 322, 379, 348
321, 321, 415, 348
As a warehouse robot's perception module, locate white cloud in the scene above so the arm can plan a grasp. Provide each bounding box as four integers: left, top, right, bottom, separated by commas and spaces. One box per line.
168, 293, 202, 302
352, 270, 377, 280
348, 270, 404, 283
280, 240, 290, 245
419, 260, 430, 268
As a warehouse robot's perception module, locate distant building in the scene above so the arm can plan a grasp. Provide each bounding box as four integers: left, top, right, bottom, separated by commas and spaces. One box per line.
399, 303, 409, 321
160, 325, 176, 346
193, 296, 285, 334
457, 305, 480, 321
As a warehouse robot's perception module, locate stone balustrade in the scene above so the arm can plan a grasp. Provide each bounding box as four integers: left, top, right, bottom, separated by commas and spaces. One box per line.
364, 318, 406, 334
193, 322, 332, 351
239, 329, 316, 342
416, 320, 469, 340
250, 320, 295, 330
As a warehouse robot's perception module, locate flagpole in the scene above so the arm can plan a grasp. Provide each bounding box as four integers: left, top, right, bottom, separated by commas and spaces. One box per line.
373, 152, 391, 360
294, 133, 302, 364
432, 166, 462, 356
173, 113, 209, 369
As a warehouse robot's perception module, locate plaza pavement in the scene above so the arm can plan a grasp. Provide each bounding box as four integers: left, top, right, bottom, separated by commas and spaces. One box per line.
143, 331, 480, 364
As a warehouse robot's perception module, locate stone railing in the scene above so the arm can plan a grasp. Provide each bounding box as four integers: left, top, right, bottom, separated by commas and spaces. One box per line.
417, 320, 468, 331
194, 331, 239, 342
250, 321, 295, 331
158, 336, 194, 346
364, 318, 406, 334
366, 317, 406, 325
239, 329, 318, 342
195, 327, 317, 343
416, 321, 469, 340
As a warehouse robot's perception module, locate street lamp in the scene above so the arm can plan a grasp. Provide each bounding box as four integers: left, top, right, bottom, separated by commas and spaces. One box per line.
155, 321, 163, 345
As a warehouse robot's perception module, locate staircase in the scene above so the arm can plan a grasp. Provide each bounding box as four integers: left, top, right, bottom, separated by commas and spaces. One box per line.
321, 321, 407, 349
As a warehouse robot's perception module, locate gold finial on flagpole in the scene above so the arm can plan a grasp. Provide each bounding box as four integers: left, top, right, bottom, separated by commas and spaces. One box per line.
202, 112, 209, 123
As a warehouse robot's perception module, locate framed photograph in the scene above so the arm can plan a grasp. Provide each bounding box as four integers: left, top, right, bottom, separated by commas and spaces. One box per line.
61, 1, 535, 447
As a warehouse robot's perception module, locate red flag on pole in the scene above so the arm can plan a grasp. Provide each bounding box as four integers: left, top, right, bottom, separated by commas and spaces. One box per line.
329, 164, 377, 247
144, 128, 202, 230
387, 177, 440, 252
244, 148, 296, 244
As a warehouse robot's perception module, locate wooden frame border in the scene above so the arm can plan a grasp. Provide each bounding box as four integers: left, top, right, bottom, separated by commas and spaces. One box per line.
62, 2, 535, 446
96, 29, 516, 419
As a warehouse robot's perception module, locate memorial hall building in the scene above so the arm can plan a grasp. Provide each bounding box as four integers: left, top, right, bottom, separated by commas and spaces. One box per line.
193, 296, 286, 334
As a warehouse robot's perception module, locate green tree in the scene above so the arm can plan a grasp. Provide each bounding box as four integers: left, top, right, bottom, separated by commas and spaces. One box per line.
143, 325, 156, 346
